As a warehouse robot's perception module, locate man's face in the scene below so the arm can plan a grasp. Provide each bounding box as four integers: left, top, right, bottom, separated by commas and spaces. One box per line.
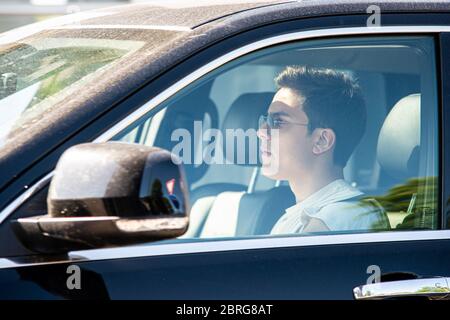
257, 87, 315, 180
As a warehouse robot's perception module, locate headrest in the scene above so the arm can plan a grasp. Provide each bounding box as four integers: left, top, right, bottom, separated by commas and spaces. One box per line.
155, 81, 218, 184
222, 92, 274, 166
377, 93, 420, 180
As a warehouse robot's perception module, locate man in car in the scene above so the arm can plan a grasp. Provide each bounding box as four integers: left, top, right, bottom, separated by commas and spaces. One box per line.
257, 66, 390, 234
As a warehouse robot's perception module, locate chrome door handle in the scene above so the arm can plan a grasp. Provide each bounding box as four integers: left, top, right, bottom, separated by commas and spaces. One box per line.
353, 277, 450, 300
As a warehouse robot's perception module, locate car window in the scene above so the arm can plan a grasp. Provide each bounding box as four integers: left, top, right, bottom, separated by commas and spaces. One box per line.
0, 27, 181, 149
113, 35, 439, 239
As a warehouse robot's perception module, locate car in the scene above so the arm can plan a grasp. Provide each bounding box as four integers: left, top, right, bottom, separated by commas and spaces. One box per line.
0, 0, 450, 300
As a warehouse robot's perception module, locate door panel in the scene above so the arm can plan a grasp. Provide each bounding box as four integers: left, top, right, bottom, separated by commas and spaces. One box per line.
1, 239, 449, 299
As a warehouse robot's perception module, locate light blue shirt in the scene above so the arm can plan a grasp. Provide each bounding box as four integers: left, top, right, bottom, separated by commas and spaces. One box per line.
270, 179, 389, 234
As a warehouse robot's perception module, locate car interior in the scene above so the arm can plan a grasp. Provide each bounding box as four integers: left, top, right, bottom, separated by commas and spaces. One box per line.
114, 36, 439, 238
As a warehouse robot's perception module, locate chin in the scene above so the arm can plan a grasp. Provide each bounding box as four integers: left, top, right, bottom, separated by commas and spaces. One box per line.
260, 161, 283, 180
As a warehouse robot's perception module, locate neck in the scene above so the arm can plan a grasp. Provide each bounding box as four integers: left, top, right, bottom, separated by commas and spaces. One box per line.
289, 165, 344, 202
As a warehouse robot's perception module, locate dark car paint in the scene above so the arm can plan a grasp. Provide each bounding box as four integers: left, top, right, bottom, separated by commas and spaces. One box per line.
0, 5, 450, 299
2, 239, 450, 299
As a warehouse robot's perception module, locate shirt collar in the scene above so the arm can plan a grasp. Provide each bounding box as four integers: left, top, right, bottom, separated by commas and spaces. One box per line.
285, 179, 363, 216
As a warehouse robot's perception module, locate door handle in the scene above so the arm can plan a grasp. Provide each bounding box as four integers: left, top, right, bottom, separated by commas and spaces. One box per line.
353, 277, 450, 300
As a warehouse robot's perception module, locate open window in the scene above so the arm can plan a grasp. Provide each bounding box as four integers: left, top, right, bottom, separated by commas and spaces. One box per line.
113, 35, 439, 239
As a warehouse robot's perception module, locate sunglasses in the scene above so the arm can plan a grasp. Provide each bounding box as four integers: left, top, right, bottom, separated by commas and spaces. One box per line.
258, 114, 308, 131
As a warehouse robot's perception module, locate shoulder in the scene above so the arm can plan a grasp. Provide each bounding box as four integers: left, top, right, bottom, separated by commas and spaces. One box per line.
314, 199, 387, 231
303, 217, 330, 233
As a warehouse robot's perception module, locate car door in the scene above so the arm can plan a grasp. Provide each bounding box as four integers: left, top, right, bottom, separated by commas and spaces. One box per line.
1, 14, 450, 300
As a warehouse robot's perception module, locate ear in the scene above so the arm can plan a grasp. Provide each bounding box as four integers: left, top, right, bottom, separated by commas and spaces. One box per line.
312, 128, 336, 155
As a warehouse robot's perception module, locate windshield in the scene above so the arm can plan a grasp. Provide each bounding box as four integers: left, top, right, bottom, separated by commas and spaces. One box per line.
0, 31, 146, 146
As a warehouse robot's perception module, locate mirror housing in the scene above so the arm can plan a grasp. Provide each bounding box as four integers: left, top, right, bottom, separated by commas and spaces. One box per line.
13, 142, 190, 253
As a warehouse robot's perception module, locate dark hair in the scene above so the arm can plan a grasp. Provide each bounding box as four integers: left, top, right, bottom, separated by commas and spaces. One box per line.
275, 65, 366, 167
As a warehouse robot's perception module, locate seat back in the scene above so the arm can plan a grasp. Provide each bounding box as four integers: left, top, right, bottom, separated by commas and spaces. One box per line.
375, 93, 429, 229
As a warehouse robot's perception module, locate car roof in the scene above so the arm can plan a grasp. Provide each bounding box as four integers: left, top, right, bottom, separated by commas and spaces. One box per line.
1, 0, 450, 192
4, 0, 449, 37
77, 0, 290, 29
0, 0, 289, 41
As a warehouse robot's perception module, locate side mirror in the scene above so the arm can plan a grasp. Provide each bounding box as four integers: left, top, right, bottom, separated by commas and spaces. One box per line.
13, 142, 190, 253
